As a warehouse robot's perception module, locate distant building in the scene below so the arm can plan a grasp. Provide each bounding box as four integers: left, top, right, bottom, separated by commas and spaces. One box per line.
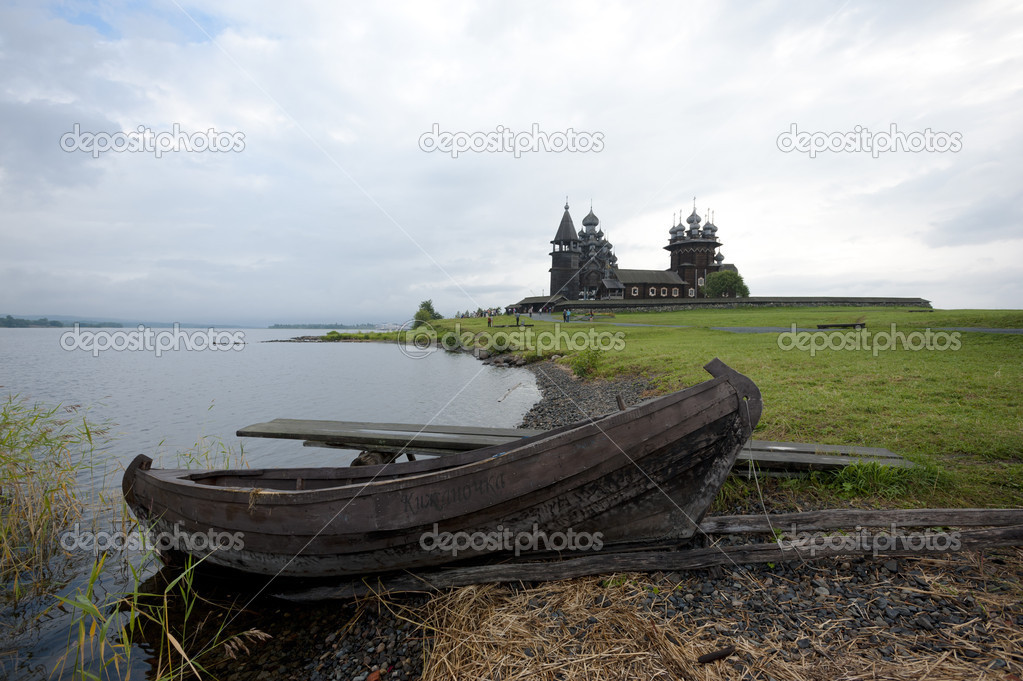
516, 199, 738, 311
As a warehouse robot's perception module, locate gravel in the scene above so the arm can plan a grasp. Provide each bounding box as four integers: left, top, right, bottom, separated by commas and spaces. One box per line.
517, 360, 655, 431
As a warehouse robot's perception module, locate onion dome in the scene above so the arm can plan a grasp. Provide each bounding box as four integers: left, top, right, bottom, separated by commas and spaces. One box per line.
582, 209, 600, 229
686, 208, 701, 225
714, 252, 724, 263
669, 212, 683, 239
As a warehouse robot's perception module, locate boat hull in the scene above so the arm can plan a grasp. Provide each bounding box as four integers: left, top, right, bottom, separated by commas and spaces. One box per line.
122, 359, 761, 578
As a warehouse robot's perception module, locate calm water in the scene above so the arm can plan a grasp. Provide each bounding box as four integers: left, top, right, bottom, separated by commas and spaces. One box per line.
0, 327, 540, 679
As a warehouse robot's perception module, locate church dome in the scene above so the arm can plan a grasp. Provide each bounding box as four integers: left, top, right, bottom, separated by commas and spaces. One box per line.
686, 209, 701, 225
714, 252, 724, 263
582, 209, 600, 228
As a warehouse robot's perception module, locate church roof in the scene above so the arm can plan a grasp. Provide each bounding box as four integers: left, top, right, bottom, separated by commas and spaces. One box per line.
615, 269, 686, 285
515, 295, 567, 305
552, 203, 578, 243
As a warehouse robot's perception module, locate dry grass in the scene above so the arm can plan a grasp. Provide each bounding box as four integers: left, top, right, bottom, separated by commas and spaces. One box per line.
419, 549, 1023, 681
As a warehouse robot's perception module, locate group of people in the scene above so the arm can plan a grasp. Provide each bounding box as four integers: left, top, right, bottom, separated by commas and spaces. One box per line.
455, 307, 504, 319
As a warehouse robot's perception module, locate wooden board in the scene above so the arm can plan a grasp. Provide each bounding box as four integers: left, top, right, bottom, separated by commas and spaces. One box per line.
239, 419, 911, 470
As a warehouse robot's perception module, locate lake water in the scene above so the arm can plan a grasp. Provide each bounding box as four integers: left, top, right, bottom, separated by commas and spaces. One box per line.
0, 327, 540, 679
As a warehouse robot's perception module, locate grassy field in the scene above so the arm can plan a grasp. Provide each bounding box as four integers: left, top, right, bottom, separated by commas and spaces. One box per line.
433, 307, 1023, 508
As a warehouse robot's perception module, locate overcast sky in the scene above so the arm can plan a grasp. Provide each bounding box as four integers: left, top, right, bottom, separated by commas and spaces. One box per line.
1, 0, 1020, 325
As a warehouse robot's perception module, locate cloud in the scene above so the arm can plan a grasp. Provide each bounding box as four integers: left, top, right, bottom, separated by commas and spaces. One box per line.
0, 0, 1021, 322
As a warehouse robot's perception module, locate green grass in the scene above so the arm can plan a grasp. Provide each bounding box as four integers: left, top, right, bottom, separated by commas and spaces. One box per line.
435, 307, 1023, 507
603, 305, 1023, 329
320, 329, 403, 342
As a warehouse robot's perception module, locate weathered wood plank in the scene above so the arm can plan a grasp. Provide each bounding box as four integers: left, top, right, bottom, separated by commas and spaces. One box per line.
239, 419, 909, 470
698, 508, 1023, 534
238, 419, 541, 451
301, 441, 457, 456
238, 418, 544, 440
300, 439, 912, 471
746, 439, 895, 458
734, 450, 913, 470
274, 523, 1023, 600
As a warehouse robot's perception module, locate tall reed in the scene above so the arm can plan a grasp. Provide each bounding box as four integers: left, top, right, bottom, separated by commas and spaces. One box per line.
1, 396, 103, 600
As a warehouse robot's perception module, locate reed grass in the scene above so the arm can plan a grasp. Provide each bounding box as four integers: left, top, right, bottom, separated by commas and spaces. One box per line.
58, 553, 270, 680
55, 433, 265, 680
0, 396, 104, 602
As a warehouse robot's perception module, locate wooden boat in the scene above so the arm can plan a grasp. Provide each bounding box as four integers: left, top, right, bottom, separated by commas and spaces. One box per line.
122, 358, 762, 578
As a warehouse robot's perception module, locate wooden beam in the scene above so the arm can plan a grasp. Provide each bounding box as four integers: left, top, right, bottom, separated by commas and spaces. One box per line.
274, 522, 1023, 600
698, 508, 1023, 534
734, 450, 913, 470
239, 419, 911, 470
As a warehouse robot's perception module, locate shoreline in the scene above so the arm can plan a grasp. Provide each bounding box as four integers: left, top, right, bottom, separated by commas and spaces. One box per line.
516, 360, 655, 430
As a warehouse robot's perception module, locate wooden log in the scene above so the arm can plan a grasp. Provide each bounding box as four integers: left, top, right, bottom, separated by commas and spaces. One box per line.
698, 508, 1023, 534
274, 523, 1023, 600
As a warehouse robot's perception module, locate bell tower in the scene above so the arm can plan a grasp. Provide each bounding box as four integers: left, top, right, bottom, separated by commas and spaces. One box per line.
549, 200, 581, 300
